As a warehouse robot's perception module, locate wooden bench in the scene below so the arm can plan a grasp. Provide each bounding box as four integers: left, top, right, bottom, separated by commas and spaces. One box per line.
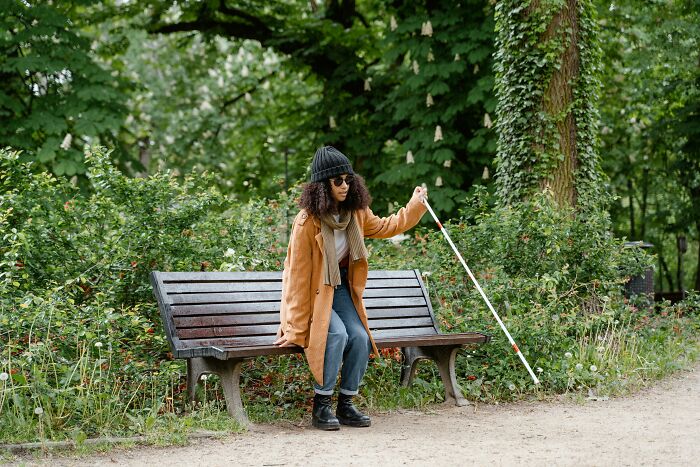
150, 269, 490, 425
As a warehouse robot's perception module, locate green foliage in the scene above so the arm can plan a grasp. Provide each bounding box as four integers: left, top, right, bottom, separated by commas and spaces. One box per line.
493, 0, 603, 207
371, 188, 697, 399
0, 1, 130, 176
0, 146, 289, 442
597, 0, 700, 291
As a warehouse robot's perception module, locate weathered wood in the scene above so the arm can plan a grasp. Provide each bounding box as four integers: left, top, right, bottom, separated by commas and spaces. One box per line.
367, 317, 435, 329
174, 313, 281, 328
150, 269, 491, 420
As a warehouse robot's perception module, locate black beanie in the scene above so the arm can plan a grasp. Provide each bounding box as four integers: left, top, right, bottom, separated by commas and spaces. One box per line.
310, 146, 354, 182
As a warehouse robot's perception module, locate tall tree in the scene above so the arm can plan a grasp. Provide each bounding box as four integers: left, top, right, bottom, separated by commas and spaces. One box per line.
0, 0, 129, 177
493, 0, 602, 208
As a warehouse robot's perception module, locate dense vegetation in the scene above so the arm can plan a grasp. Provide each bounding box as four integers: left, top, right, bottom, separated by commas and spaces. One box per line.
1, 0, 699, 447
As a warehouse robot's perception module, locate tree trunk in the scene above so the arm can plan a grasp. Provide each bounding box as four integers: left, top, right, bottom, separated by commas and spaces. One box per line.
540, 0, 580, 207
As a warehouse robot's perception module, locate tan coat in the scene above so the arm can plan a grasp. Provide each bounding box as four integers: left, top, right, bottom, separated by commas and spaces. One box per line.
277, 196, 427, 385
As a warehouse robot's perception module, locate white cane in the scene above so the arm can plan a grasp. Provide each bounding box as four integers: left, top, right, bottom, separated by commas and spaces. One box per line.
421, 196, 540, 385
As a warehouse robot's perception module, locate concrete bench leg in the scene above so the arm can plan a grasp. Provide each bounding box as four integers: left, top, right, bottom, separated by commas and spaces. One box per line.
186, 357, 250, 426
400, 345, 468, 407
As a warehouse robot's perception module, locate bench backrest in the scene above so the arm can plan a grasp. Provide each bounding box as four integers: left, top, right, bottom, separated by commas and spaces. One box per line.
150, 269, 439, 356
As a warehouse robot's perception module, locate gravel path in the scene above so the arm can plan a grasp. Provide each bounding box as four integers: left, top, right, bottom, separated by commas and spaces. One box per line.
15, 366, 700, 466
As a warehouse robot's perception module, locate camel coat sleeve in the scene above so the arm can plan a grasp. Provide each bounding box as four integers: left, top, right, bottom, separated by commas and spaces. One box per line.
362, 195, 427, 239
278, 211, 314, 347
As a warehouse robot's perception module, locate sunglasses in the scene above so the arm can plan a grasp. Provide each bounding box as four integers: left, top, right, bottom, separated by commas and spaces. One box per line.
330, 175, 354, 187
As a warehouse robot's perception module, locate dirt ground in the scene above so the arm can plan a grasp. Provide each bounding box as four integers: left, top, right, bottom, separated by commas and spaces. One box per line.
13, 366, 700, 467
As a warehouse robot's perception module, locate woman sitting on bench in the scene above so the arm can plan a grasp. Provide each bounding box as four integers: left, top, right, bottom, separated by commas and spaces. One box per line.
274, 146, 428, 430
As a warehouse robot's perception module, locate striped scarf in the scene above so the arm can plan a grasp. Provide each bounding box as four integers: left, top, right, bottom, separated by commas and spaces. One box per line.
319, 209, 368, 287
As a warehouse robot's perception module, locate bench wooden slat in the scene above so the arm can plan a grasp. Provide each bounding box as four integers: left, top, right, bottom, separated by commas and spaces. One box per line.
165, 281, 283, 294
177, 323, 279, 339
366, 307, 430, 319
366, 327, 437, 339
159, 269, 417, 284
171, 302, 282, 316
368, 317, 435, 330
363, 297, 426, 308
164, 284, 423, 298
169, 291, 282, 305
174, 313, 281, 328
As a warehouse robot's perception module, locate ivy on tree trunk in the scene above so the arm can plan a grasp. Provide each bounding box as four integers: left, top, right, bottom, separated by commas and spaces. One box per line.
493, 0, 603, 209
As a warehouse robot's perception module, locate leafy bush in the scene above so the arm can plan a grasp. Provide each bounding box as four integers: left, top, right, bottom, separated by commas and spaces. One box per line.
1, 147, 698, 445
370, 187, 697, 400
0, 146, 290, 442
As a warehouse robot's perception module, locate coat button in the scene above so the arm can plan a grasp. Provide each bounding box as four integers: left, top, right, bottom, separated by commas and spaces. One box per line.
315, 289, 320, 294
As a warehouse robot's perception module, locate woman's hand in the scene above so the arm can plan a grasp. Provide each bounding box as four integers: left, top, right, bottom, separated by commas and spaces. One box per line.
273, 335, 294, 347
411, 185, 428, 204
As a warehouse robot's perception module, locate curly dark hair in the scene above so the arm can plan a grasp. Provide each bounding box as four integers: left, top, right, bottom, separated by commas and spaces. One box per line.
298, 173, 372, 218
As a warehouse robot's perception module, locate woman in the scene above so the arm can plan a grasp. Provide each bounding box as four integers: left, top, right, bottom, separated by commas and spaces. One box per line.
274, 146, 428, 430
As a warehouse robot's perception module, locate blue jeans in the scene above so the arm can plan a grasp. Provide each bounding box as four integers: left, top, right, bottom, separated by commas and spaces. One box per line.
313, 267, 371, 396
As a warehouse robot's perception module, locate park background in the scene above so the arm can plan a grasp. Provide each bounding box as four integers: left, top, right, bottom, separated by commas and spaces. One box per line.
1, 0, 699, 447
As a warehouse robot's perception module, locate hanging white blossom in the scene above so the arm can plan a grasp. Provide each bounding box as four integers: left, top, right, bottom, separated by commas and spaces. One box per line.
443, 159, 452, 168
426, 93, 434, 107
406, 150, 415, 164
241, 65, 249, 77
434, 125, 443, 142
390, 15, 398, 31
421, 182, 428, 190
435, 176, 443, 187
482, 166, 490, 179
244, 92, 252, 102
427, 50, 434, 62
329, 116, 337, 128
200, 100, 213, 112
262, 80, 270, 90
60, 133, 72, 150
364, 78, 372, 91
473, 64, 480, 74
421, 20, 433, 37
454, 53, 461, 61
484, 113, 493, 129
412, 60, 420, 75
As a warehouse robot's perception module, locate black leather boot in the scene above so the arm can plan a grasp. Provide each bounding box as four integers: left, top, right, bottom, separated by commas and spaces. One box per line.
312, 393, 340, 430
336, 393, 371, 427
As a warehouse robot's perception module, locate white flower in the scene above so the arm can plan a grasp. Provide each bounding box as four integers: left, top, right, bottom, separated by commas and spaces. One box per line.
364, 79, 371, 91
435, 176, 443, 187
427, 50, 434, 62
243, 180, 249, 187
244, 92, 252, 102
483, 113, 493, 129
224, 248, 235, 257
94, 342, 103, 348
443, 159, 451, 168
537, 367, 543, 373
575, 363, 583, 370
200, 100, 213, 112
34, 407, 44, 415
0, 372, 8, 381
241, 65, 249, 77
454, 53, 460, 61
60, 133, 72, 150
590, 365, 597, 372
329, 116, 337, 128
434, 125, 443, 142
473, 64, 480, 74
565, 352, 573, 359
426, 93, 434, 107
508, 383, 516, 391
412, 60, 420, 75
390, 16, 398, 31
421, 20, 433, 37
609, 3, 616, 11
406, 151, 414, 164
482, 166, 490, 179
201, 374, 208, 381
